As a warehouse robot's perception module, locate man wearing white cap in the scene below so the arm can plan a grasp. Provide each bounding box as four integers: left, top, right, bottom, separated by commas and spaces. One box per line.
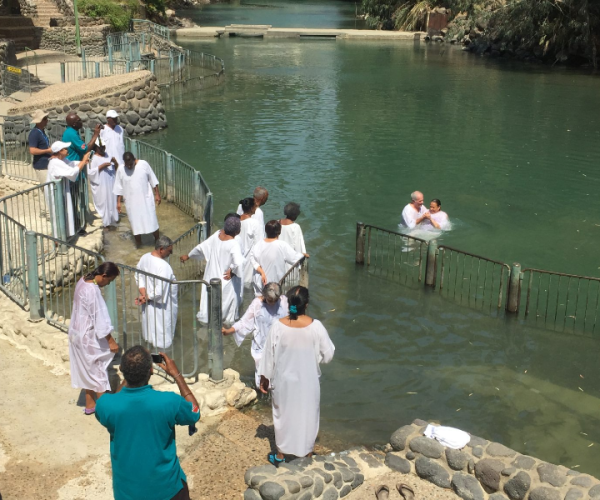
100, 110, 125, 168
47, 141, 91, 238
28, 110, 52, 185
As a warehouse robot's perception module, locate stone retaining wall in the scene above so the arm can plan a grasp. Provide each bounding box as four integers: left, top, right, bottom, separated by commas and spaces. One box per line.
243, 419, 600, 500
244, 452, 366, 500
8, 71, 168, 136
384, 419, 600, 500
39, 25, 111, 56
50, 15, 107, 27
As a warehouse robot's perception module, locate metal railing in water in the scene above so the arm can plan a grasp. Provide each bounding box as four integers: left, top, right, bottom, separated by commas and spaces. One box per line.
519, 268, 600, 336
131, 19, 171, 42
360, 224, 427, 285
279, 256, 309, 294
355, 221, 600, 337
438, 245, 510, 311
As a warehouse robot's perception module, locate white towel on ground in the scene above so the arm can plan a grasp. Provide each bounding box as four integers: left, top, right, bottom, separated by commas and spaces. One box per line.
424, 424, 471, 450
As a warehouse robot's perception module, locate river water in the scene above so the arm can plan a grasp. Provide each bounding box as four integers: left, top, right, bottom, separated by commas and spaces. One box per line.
143, 23, 600, 474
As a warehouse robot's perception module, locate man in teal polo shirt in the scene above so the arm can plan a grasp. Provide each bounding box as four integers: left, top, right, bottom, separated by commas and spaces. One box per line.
96, 347, 200, 500
62, 113, 103, 235
62, 112, 102, 161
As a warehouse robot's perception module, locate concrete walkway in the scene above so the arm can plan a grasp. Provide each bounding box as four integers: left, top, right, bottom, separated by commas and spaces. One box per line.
175, 25, 423, 41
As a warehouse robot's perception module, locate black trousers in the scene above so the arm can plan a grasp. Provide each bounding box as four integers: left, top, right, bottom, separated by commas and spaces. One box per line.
171, 481, 190, 500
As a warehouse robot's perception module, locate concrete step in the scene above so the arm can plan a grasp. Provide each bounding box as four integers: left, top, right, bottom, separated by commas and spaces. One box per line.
0, 27, 37, 36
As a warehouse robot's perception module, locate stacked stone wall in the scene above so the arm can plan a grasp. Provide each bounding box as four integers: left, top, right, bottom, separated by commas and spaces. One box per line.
0, 39, 16, 66
39, 25, 110, 57
243, 420, 600, 500
50, 15, 106, 27
8, 72, 167, 136
383, 419, 600, 500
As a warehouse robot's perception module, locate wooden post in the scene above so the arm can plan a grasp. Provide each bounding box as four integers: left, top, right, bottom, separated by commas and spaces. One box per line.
425, 240, 438, 287
356, 222, 365, 264
506, 263, 521, 313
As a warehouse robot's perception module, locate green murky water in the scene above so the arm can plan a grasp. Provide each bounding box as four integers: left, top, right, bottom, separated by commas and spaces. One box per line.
142, 32, 600, 474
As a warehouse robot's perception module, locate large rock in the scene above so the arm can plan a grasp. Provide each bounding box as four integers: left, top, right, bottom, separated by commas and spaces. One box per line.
244, 465, 277, 486
503, 471, 531, 500
570, 475, 593, 487
409, 436, 444, 459
528, 486, 561, 500
469, 435, 489, 448
244, 489, 261, 500
385, 452, 411, 473
537, 463, 567, 487
390, 425, 415, 451
589, 484, 600, 498
564, 488, 583, 500
512, 456, 536, 470
415, 457, 451, 488
474, 459, 505, 492
446, 449, 470, 471
452, 472, 485, 500
322, 486, 339, 500
258, 481, 285, 500
487, 443, 517, 458
126, 111, 140, 126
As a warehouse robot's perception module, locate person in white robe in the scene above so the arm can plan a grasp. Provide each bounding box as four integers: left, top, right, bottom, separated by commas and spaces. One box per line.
222, 282, 288, 387
400, 190, 428, 231
180, 216, 244, 325
88, 140, 118, 228
69, 262, 120, 415
135, 236, 178, 350
421, 198, 452, 231
113, 152, 161, 247
47, 141, 91, 238
279, 202, 307, 255
250, 220, 304, 297
236, 186, 268, 230
259, 286, 335, 463
99, 110, 125, 168
236, 197, 264, 286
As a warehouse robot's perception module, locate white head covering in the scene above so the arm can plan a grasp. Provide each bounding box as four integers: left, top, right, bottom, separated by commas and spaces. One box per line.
106, 110, 119, 118
51, 141, 71, 153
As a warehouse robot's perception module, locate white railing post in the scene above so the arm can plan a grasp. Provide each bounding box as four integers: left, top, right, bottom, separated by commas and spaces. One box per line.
166, 153, 174, 202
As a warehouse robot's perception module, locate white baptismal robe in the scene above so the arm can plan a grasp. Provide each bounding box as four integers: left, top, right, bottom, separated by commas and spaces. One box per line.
68, 279, 115, 393
47, 157, 80, 237
259, 319, 335, 456
232, 295, 288, 387
136, 253, 178, 349
428, 210, 451, 231
188, 231, 244, 324
250, 240, 304, 296
236, 204, 265, 231
401, 203, 428, 230
99, 125, 125, 167
88, 153, 118, 227
113, 160, 159, 236
236, 217, 263, 285
279, 223, 306, 254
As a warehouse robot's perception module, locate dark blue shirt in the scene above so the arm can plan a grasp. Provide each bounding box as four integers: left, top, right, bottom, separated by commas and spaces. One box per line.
95, 385, 200, 500
28, 127, 50, 170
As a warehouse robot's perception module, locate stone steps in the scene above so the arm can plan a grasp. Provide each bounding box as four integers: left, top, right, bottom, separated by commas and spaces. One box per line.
0, 15, 35, 27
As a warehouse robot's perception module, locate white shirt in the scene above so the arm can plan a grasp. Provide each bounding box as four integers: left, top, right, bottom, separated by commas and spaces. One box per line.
99, 124, 126, 167
401, 203, 428, 229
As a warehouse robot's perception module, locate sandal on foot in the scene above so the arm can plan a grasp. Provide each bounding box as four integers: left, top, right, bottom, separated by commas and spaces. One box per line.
268, 452, 285, 466
375, 485, 390, 500
84, 408, 96, 415
396, 483, 415, 500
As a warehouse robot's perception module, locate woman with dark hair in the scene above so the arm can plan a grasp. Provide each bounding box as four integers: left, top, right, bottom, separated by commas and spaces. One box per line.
279, 202, 308, 257
259, 286, 335, 464
69, 262, 120, 415
250, 220, 304, 297
423, 199, 451, 231
237, 197, 264, 286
